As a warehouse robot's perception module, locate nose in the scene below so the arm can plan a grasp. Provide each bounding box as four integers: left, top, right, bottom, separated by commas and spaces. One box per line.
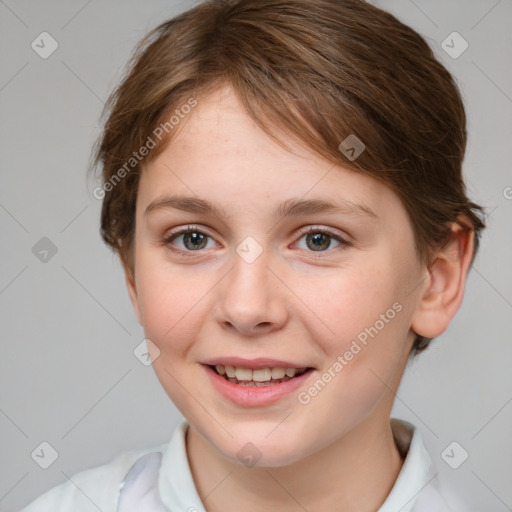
214, 249, 289, 337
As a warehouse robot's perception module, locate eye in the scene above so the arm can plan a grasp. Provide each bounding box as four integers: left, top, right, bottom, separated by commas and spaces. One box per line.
162, 225, 350, 256
294, 227, 349, 252
163, 226, 217, 252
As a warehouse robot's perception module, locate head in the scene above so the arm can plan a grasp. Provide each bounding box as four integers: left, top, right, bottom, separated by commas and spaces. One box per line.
92, 0, 485, 466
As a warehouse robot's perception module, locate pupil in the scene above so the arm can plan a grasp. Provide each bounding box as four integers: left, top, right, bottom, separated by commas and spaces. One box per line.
184, 232, 207, 250
306, 232, 329, 251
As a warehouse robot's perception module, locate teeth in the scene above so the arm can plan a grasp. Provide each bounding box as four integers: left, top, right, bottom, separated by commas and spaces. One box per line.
212, 364, 308, 383
235, 367, 253, 381
271, 367, 286, 379
252, 368, 272, 382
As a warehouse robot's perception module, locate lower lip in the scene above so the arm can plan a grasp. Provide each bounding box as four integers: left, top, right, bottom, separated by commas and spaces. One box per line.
203, 365, 315, 407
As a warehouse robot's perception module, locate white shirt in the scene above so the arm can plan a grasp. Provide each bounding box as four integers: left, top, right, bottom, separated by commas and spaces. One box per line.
21, 417, 458, 511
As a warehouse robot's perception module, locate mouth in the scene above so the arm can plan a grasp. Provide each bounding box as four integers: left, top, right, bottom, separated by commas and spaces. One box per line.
207, 364, 314, 387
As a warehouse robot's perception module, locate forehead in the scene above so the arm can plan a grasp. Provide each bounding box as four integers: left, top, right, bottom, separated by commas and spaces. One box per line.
139, 84, 401, 220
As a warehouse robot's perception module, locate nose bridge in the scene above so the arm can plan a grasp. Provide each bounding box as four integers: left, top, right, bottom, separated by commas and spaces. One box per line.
215, 241, 288, 334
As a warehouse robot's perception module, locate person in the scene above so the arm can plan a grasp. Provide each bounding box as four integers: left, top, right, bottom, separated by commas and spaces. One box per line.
22, 0, 486, 510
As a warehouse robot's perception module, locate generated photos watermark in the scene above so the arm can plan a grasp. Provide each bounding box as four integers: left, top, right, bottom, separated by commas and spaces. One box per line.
93, 97, 198, 200
297, 301, 403, 405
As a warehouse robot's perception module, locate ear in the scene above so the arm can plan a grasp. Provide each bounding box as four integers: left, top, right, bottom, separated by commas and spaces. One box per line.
122, 257, 142, 326
411, 220, 475, 339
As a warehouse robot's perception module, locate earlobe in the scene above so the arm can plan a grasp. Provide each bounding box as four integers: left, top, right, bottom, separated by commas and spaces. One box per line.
411, 222, 475, 339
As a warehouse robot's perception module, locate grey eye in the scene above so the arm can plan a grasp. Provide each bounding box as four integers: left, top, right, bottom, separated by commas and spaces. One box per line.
167, 230, 216, 251
296, 231, 343, 252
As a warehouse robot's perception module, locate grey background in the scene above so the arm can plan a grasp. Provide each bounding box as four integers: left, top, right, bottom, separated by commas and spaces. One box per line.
0, 1, 511, 510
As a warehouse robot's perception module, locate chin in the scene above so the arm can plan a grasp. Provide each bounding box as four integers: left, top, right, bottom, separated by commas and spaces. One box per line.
211, 429, 309, 468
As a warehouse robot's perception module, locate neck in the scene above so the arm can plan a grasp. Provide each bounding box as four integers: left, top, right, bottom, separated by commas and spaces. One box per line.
186, 414, 405, 512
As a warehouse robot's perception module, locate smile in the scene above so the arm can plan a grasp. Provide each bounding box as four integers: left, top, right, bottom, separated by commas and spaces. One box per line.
210, 364, 310, 386
203, 363, 316, 407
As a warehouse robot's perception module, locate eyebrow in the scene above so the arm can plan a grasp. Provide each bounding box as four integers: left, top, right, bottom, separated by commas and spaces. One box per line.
144, 195, 378, 220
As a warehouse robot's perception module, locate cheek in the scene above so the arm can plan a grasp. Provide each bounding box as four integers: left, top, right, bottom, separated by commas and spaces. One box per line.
293, 269, 408, 444
134, 256, 209, 410
310, 266, 414, 422
295, 265, 412, 418
296, 263, 405, 353
134, 253, 207, 353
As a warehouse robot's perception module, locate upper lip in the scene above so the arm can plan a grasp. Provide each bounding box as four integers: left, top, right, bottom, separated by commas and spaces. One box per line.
201, 357, 314, 370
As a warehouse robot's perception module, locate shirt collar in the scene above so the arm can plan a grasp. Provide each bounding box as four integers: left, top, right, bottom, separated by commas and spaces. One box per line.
158, 420, 206, 512
158, 417, 431, 512
377, 418, 432, 511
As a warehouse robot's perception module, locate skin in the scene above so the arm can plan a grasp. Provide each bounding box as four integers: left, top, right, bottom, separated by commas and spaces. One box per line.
124, 83, 474, 511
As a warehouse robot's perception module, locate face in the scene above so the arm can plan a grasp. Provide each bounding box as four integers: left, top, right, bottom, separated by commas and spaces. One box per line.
126, 84, 426, 467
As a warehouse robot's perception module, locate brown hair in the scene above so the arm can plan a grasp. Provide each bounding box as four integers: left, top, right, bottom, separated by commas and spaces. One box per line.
91, 0, 485, 356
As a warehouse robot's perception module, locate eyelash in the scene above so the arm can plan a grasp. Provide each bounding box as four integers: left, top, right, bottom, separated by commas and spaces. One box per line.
161, 225, 352, 258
